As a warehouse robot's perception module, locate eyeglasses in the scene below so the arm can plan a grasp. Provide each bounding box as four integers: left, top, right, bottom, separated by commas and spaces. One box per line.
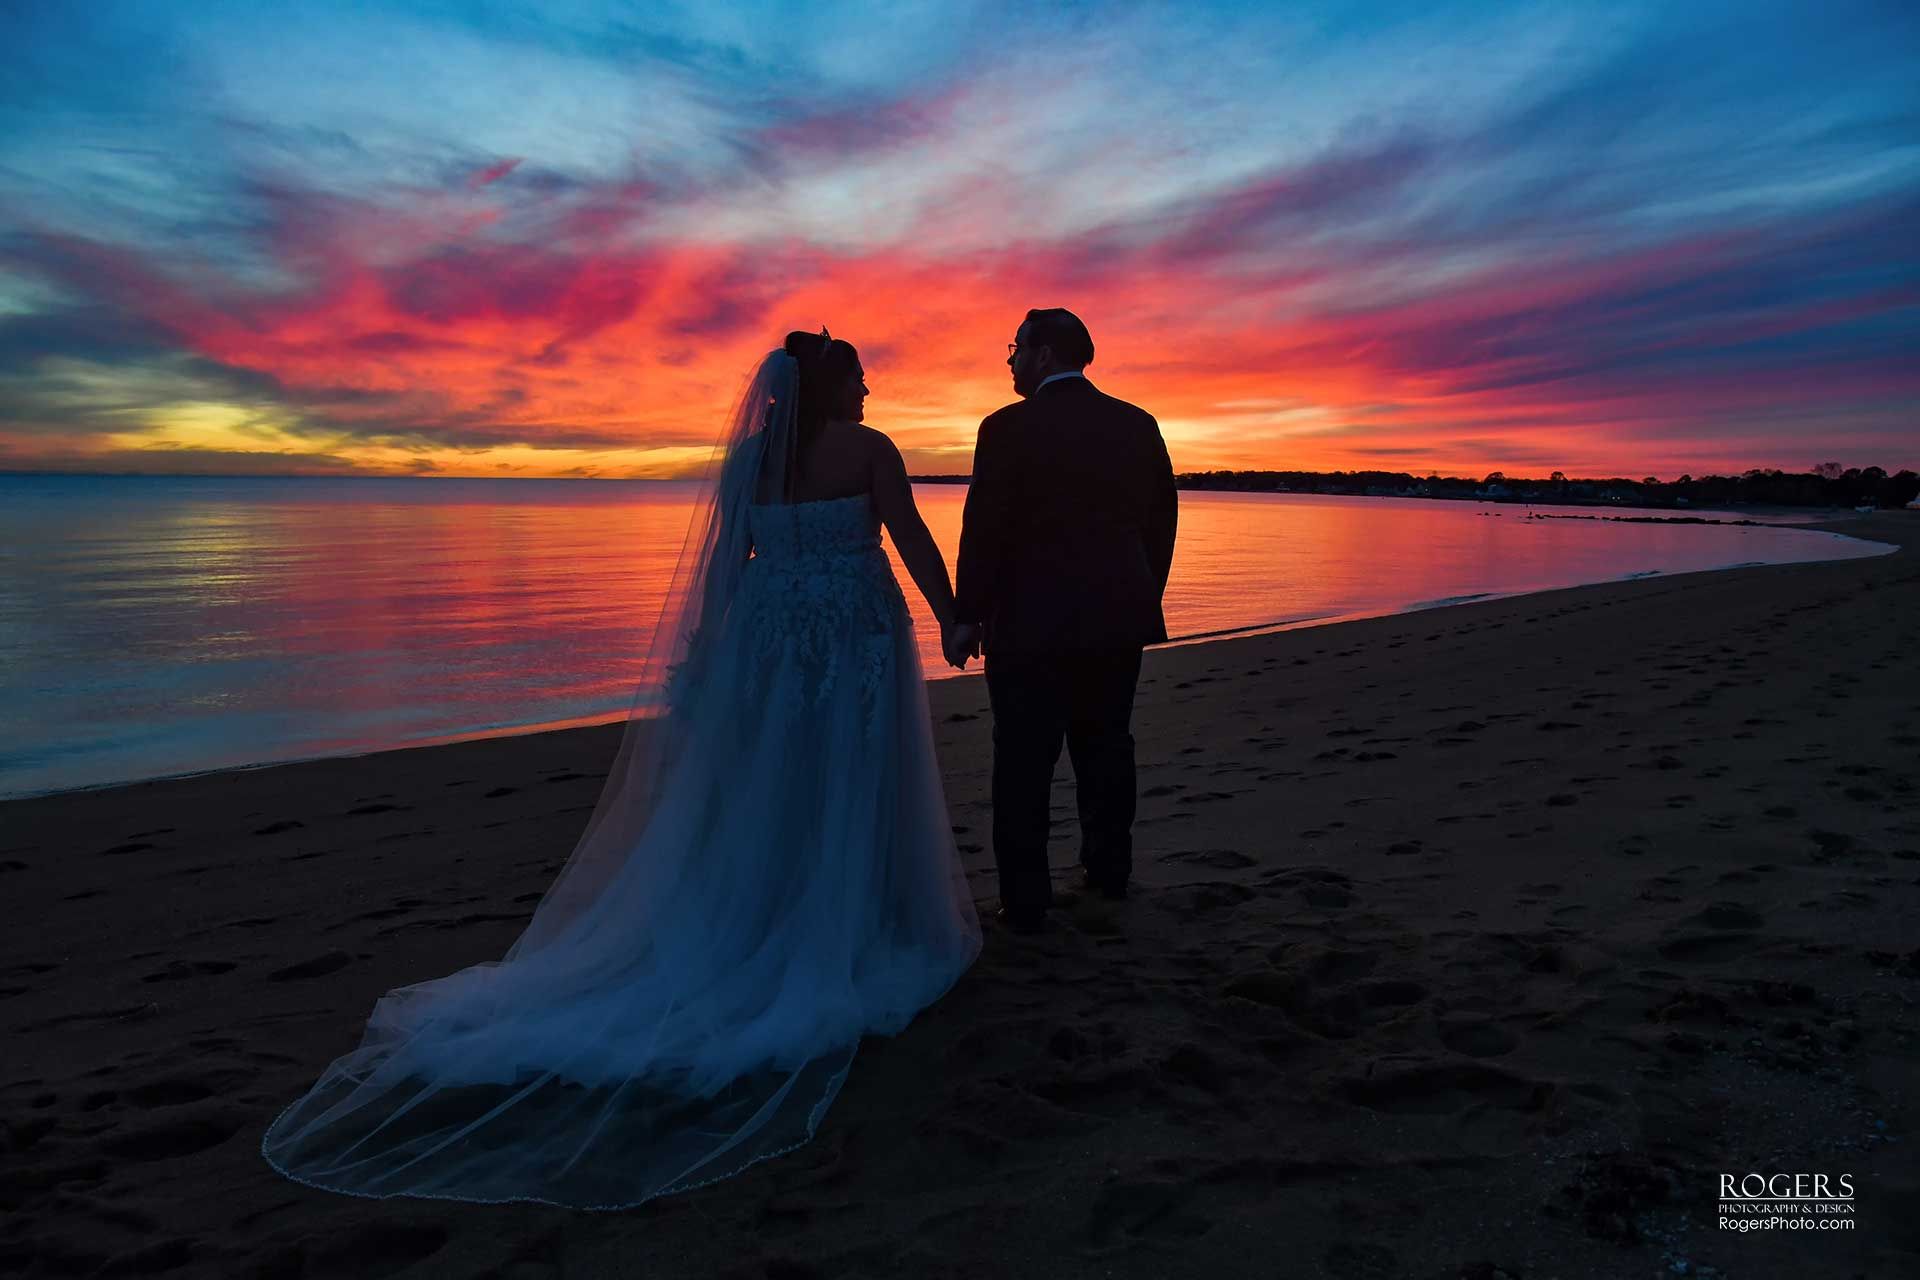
1006, 343, 1022, 357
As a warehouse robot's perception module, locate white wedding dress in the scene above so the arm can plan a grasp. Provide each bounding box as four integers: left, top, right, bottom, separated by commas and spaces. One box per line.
261, 351, 982, 1209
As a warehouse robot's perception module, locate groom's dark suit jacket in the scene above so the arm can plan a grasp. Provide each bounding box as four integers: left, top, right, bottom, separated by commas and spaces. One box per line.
955, 375, 1178, 652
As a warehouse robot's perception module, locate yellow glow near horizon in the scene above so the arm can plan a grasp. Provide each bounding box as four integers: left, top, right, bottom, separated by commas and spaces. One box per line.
108, 402, 314, 455
405, 442, 724, 478
92, 402, 731, 478
84, 393, 1004, 479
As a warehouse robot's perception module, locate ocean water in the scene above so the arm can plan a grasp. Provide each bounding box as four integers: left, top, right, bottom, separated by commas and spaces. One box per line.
0, 475, 1890, 799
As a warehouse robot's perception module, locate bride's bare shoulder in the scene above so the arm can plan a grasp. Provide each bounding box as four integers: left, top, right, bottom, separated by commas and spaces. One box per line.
851, 423, 902, 457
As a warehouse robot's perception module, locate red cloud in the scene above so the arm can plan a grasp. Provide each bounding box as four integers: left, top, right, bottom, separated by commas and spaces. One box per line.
6, 161, 1915, 478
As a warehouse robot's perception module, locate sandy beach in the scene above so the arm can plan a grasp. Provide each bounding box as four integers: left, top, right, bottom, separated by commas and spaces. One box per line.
3, 509, 1915, 1280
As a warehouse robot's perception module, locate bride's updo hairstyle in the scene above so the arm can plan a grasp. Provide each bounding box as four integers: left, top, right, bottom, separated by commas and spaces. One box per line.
782, 329, 861, 450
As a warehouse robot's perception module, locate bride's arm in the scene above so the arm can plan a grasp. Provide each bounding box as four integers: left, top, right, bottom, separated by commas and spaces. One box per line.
869, 431, 957, 630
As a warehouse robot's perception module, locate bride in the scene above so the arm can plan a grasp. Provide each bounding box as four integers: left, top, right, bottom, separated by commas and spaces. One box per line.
261, 330, 983, 1209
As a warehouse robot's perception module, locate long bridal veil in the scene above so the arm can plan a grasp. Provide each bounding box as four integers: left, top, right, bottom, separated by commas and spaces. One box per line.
260, 347, 980, 1208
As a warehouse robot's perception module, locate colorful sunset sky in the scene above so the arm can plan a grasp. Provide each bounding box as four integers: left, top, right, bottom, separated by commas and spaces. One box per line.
1, 1, 1914, 480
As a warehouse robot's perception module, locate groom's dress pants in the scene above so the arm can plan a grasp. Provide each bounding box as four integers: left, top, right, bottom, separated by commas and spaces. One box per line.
984, 646, 1144, 913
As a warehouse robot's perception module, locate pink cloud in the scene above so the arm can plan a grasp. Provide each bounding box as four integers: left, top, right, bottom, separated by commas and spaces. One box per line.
468, 157, 523, 189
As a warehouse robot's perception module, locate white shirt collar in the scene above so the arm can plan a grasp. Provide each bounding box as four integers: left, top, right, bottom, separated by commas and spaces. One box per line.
1036, 370, 1087, 390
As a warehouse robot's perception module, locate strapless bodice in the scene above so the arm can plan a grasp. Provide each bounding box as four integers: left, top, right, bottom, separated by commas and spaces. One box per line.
747, 494, 880, 561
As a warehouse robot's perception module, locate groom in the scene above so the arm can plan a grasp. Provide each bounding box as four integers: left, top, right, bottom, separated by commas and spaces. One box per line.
951, 308, 1178, 932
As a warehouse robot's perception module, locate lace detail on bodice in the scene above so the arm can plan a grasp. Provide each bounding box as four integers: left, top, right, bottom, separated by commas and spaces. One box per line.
747, 493, 882, 561
738, 495, 908, 722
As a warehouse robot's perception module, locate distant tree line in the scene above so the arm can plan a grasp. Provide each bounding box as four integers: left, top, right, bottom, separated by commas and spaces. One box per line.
1168, 463, 1920, 510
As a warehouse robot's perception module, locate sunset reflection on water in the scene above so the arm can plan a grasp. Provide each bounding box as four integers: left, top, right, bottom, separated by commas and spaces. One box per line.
0, 476, 1884, 798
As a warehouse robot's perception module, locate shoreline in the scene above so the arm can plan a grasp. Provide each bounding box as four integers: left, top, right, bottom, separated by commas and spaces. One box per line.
3, 510, 1915, 1278
2, 514, 1897, 806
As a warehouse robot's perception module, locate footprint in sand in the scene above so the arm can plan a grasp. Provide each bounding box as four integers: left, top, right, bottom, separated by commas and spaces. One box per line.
1168, 882, 1259, 914
140, 960, 237, 983
17, 1004, 159, 1033
1338, 1060, 1547, 1115
1806, 829, 1859, 863
1256, 866, 1357, 910
1158, 848, 1257, 869
301, 1222, 451, 1276
376, 910, 532, 936
1657, 933, 1758, 962
1160, 1041, 1237, 1095
1437, 1017, 1520, 1058
268, 950, 352, 981
1800, 890, 1876, 912
342, 897, 429, 924
1082, 1178, 1213, 1249
1174, 790, 1238, 805
97, 1109, 244, 1161
122, 1077, 217, 1108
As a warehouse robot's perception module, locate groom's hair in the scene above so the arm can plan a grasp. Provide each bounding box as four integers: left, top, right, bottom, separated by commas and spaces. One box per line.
1024, 308, 1093, 368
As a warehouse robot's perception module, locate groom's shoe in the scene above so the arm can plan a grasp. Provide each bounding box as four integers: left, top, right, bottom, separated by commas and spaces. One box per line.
1080, 870, 1129, 901
994, 905, 1048, 935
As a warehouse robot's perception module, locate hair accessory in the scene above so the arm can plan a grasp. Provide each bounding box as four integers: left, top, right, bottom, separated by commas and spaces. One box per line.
818, 326, 832, 356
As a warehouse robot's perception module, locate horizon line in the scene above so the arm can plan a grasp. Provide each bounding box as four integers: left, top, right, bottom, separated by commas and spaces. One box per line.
3, 463, 1913, 484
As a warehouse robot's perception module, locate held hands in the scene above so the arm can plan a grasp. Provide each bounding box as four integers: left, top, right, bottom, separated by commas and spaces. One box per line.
942, 621, 982, 670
